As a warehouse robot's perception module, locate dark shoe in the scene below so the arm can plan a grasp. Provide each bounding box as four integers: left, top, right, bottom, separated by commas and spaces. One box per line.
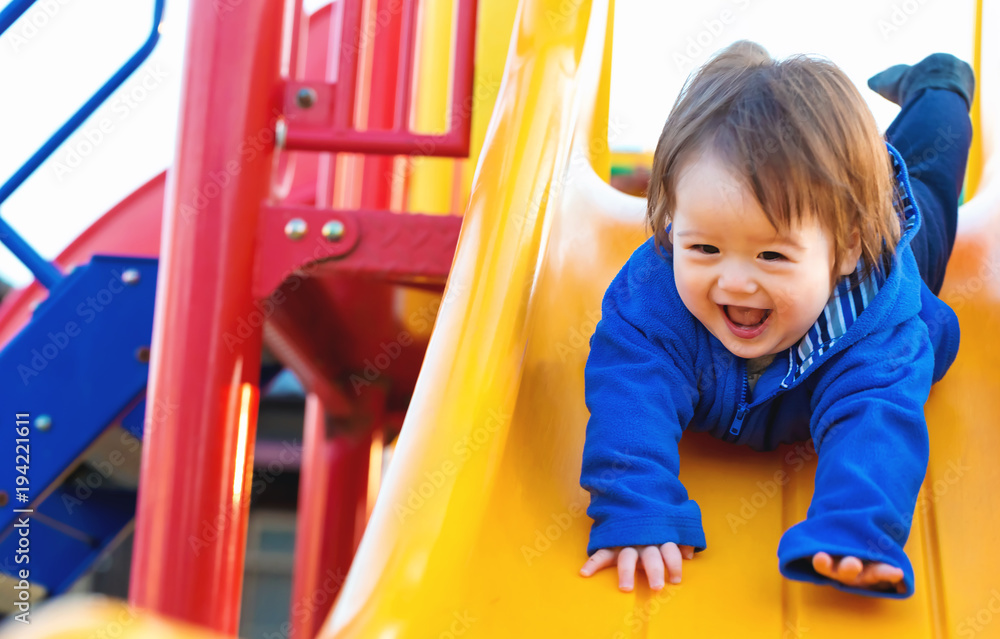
867, 52, 975, 110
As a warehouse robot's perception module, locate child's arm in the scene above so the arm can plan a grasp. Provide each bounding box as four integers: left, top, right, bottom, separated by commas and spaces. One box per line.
580, 247, 706, 575
776, 313, 935, 599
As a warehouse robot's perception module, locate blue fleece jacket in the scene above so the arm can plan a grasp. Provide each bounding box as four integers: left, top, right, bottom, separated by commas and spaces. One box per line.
580, 143, 960, 599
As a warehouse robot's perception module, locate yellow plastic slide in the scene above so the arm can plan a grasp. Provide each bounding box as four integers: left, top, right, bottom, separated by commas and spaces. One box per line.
317, 1, 1000, 637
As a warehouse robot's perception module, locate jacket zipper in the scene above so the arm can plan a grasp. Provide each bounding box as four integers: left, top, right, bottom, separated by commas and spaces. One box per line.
729, 361, 749, 438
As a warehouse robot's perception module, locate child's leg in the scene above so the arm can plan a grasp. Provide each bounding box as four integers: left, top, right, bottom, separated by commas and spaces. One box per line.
885, 88, 972, 295
870, 55, 975, 296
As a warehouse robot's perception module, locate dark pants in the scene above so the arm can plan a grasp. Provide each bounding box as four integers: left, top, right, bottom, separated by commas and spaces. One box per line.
885, 88, 973, 296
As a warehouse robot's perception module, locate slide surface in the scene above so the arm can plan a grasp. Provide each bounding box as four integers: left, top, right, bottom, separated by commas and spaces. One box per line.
318, 0, 1000, 637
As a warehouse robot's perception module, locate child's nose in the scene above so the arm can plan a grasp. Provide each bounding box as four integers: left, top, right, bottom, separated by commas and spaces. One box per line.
717, 263, 758, 294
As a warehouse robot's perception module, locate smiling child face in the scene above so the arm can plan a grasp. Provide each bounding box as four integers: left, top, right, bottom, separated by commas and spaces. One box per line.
670, 150, 858, 360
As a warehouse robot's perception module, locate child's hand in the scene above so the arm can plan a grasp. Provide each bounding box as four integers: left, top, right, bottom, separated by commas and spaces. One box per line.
579, 543, 695, 591
811, 552, 906, 594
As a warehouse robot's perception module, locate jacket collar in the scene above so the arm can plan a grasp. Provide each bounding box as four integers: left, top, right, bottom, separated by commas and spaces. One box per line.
780, 142, 919, 386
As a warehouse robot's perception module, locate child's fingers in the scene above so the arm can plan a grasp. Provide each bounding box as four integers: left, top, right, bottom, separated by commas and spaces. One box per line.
617, 547, 639, 592
679, 544, 695, 560
639, 546, 665, 590
836, 556, 864, 581
579, 548, 618, 577
858, 562, 904, 586
813, 552, 862, 581
811, 551, 835, 579
659, 542, 683, 584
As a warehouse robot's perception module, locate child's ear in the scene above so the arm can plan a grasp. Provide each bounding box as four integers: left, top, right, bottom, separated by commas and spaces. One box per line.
837, 229, 863, 277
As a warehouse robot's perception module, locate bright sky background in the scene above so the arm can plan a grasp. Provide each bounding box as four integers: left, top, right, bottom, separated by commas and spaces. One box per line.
0, 0, 977, 287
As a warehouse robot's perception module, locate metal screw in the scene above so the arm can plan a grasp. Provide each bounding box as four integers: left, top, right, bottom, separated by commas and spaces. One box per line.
136, 346, 151, 363
35, 415, 52, 431
296, 87, 317, 109
321, 220, 345, 242
284, 218, 308, 240
121, 269, 141, 285
0, 491, 8, 507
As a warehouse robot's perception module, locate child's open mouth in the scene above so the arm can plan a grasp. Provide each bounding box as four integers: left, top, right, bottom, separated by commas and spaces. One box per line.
721, 305, 772, 339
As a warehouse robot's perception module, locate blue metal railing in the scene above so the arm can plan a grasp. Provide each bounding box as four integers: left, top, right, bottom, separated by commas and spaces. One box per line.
0, 0, 166, 289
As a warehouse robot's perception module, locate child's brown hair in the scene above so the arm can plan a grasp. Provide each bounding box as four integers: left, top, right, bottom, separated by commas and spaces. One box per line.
646, 40, 899, 281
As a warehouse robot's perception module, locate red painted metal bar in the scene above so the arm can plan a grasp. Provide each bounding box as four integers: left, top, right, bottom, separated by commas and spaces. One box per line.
283, 0, 478, 156
289, 393, 329, 639
334, 0, 362, 130
128, 0, 285, 632
362, 0, 405, 209
289, 392, 382, 639
252, 205, 462, 299
316, 0, 363, 207
289, 125, 473, 156
394, 0, 419, 132
287, 0, 306, 79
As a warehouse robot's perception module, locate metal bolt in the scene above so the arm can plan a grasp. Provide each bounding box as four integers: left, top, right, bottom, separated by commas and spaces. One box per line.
321, 220, 345, 242
0, 491, 8, 507
296, 87, 317, 109
284, 218, 308, 240
121, 269, 141, 285
35, 415, 52, 431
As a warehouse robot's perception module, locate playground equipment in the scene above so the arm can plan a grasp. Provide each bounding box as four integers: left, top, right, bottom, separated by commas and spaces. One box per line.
1, 0, 998, 637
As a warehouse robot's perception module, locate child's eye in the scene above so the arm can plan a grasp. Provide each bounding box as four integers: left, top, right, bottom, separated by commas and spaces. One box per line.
691, 244, 719, 255
759, 251, 786, 261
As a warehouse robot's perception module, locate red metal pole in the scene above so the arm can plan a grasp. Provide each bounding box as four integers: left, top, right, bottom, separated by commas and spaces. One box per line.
361, 0, 405, 209
128, 0, 285, 632
290, 393, 382, 639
